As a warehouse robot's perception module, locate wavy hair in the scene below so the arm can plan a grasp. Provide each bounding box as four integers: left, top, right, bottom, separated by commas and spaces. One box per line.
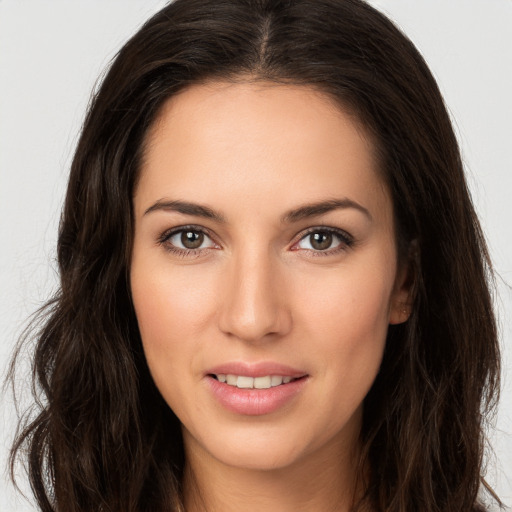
9, 0, 500, 511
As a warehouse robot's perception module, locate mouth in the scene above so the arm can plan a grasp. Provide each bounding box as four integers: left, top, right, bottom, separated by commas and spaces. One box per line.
205, 362, 309, 415
208, 374, 306, 389
206, 373, 309, 415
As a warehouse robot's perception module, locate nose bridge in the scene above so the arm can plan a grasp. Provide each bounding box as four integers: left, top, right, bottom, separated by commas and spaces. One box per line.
219, 243, 290, 342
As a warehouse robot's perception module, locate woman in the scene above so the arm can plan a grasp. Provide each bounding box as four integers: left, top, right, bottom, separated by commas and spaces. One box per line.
8, 0, 502, 511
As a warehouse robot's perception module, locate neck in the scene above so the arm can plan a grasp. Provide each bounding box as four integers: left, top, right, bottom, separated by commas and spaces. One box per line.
182, 431, 366, 512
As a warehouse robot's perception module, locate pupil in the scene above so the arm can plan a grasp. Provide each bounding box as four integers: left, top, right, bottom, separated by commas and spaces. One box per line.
311, 232, 332, 250
181, 230, 204, 249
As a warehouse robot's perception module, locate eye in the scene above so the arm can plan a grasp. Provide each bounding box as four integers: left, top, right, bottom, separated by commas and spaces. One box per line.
159, 226, 218, 254
294, 228, 353, 254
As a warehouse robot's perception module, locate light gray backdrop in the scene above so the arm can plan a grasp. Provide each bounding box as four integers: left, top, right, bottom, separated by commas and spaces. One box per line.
1, 1, 510, 510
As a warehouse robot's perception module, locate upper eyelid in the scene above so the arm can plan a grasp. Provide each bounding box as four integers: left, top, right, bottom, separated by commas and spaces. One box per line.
161, 224, 214, 238
294, 226, 353, 243
158, 225, 218, 247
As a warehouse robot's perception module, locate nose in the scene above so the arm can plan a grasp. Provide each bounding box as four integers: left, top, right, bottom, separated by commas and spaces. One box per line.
218, 248, 292, 343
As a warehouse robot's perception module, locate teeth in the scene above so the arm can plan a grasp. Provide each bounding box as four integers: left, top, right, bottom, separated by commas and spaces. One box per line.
254, 376, 271, 389
237, 376, 254, 389
271, 375, 283, 386
214, 374, 297, 389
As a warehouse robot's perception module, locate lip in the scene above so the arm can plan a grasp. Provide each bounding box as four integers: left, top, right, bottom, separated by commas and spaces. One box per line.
205, 361, 309, 416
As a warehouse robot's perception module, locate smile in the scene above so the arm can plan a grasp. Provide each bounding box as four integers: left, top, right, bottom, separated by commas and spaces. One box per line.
207, 372, 309, 415
212, 374, 296, 388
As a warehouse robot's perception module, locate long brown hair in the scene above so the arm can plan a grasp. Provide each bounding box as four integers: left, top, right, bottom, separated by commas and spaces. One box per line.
9, 1, 501, 510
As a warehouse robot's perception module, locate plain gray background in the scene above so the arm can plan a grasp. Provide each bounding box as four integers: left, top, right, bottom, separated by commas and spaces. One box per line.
1, 1, 511, 510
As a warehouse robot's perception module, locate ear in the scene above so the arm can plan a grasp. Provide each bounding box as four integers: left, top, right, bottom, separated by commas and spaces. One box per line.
389, 241, 417, 325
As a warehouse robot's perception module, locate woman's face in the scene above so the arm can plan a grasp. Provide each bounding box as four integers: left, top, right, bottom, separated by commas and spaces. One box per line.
131, 81, 411, 472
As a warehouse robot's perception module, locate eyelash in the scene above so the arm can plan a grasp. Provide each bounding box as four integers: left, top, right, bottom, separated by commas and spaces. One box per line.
292, 226, 354, 256
157, 224, 218, 259
157, 225, 355, 258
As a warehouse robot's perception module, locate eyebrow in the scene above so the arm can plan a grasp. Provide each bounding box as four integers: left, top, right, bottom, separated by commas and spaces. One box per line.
281, 198, 372, 223
144, 200, 227, 222
143, 197, 372, 223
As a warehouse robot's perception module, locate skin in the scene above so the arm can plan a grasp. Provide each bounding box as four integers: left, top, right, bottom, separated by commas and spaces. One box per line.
130, 80, 412, 512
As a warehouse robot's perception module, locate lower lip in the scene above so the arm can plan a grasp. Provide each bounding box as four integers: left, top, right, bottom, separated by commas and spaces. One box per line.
206, 376, 308, 416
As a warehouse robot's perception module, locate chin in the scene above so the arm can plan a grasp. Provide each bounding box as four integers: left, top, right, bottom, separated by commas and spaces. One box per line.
213, 442, 305, 472
183, 421, 314, 471
182, 409, 361, 474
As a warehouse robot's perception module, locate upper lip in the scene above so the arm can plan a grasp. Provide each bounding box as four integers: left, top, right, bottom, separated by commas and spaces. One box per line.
206, 361, 308, 379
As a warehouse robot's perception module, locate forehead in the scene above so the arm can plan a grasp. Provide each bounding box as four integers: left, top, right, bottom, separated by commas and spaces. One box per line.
136, 81, 391, 225
145, 80, 371, 163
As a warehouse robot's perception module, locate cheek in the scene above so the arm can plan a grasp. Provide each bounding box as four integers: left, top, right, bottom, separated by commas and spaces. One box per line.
129, 254, 220, 398
294, 257, 394, 385
299, 263, 393, 339
130, 265, 217, 424
131, 258, 216, 340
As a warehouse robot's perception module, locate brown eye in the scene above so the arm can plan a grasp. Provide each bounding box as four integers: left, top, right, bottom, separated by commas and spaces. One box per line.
295, 228, 353, 253
181, 230, 204, 249
163, 227, 216, 252
309, 232, 333, 250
